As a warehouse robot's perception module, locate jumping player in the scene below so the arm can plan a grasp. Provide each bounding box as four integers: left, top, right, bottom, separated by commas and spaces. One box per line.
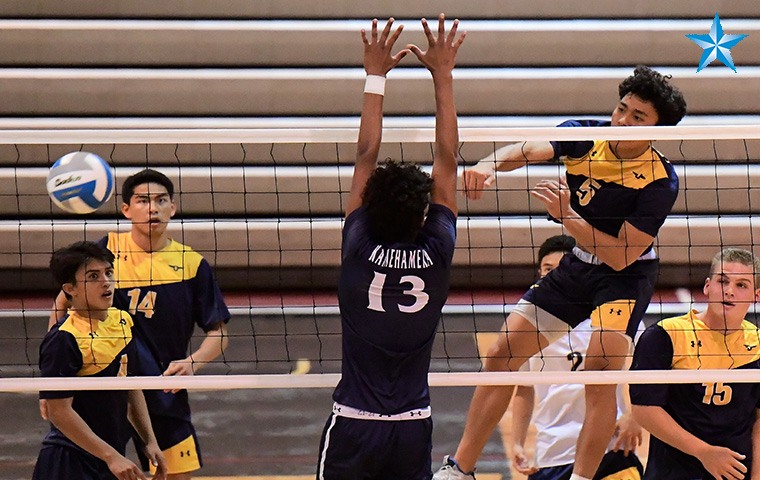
316, 15, 464, 480
49, 169, 230, 479
509, 235, 644, 480
631, 248, 760, 480
435, 65, 687, 480
34, 241, 166, 480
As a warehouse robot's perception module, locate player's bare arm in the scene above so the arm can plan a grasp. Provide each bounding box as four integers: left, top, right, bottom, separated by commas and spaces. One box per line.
407, 14, 465, 214
127, 390, 167, 479
46, 397, 150, 480
510, 385, 539, 475
162, 322, 229, 393
530, 178, 655, 271
345, 18, 409, 217
462, 141, 555, 201
632, 404, 747, 480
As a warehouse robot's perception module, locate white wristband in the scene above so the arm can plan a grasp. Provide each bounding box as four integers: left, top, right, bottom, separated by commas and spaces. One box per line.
364, 75, 386, 96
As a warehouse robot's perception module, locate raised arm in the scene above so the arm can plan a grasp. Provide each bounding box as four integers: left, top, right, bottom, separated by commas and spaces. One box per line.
408, 14, 466, 214
345, 18, 409, 217
463, 141, 555, 200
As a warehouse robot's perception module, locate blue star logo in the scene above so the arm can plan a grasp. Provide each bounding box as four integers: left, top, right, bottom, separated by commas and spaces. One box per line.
686, 13, 748, 72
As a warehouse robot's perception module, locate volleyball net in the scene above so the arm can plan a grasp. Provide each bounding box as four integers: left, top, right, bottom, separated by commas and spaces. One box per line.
0, 124, 759, 392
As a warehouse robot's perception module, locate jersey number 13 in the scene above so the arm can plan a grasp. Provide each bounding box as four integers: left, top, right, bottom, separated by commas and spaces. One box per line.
367, 271, 429, 314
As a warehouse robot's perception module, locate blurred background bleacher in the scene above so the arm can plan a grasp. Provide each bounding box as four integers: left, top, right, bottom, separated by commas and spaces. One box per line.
1, 0, 759, 292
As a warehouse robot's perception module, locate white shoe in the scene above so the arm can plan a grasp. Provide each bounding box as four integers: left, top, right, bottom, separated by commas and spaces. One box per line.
432, 455, 476, 479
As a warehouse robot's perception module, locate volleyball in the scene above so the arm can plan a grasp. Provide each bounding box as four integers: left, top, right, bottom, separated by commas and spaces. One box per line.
46, 152, 115, 214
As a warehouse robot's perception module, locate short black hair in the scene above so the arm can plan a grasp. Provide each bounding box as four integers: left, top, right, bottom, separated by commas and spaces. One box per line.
537, 235, 576, 265
362, 160, 433, 243
50, 241, 115, 298
618, 65, 687, 126
121, 168, 174, 205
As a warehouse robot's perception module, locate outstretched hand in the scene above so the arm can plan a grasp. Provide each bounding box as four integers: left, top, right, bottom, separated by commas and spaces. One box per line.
408, 14, 466, 75
361, 18, 409, 76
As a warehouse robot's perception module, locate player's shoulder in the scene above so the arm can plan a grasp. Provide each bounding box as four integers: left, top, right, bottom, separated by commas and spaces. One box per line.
655, 311, 695, 331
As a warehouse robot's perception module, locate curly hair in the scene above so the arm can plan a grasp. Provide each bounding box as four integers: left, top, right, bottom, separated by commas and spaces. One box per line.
618, 65, 687, 126
362, 160, 433, 243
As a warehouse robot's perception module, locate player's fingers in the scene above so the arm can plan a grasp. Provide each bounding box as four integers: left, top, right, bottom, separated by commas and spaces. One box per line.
406, 44, 425, 60
371, 19, 379, 43
482, 175, 494, 188
380, 18, 394, 44
361, 29, 369, 46
446, 19, 459, 45
452, 30, 467, 51
391, 49, 410, 66
437, 13, 445, 40
421, 18, 435, 44
387, 23, 404, 47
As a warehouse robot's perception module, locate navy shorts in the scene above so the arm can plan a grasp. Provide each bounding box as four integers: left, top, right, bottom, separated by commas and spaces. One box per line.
316, 414, 433, 480
528, 463, 573, 480
33, 445, 115, 480
525, 451, 642, 480
520, 253, 659, 339
132, 414, 201, 474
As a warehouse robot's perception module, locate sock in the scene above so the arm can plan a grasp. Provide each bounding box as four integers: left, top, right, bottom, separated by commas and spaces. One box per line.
569, 475, 591, 480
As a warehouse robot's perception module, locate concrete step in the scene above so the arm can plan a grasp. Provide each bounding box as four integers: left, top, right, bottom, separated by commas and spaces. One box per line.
2, 0, 757, 19
0, 216, 754, 269
2, 19, 758, 67
2, 164, 758, 217
0, 67, 756, 116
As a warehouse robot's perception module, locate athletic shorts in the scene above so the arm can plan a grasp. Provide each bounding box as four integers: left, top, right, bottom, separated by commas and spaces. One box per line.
33, 444, 115, 480
594, 450, 643, 480
515, 253, 659, 342
317, 413, 433, 480
528, 463, 573, 480
132, 415, 201, 475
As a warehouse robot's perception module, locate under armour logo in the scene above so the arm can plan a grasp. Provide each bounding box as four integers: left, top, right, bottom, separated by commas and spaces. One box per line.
119, 318, 127, 325
169, 264, 184, 271
609, 308, 622, 316
746, 344, 757, 351
691, 340, 703, 348
179, 450, 191, 457
591, 150, 598, 157
410, 411, 422, 417
632, 171, 646, 180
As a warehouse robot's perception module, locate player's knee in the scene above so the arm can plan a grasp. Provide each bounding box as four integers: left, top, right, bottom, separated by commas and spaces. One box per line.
482, 337, 524, 372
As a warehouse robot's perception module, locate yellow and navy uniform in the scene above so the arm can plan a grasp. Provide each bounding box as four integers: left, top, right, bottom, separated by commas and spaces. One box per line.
34, 308, 134, 479
630, 311, 760, 479
520, 119, 678, 339
99, 232, 230, 472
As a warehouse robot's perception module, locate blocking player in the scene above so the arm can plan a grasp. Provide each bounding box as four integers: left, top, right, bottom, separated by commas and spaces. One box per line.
316, 15, 464, 480
631, 248, 760, 480
34, 241, 166, 480
509, 235, 643, 480
434, 65, 686, 480
48, 169, 231, 479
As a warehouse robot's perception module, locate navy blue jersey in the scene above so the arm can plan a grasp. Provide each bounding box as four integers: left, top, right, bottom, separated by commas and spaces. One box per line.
333, 203, 456, 414
38, 308, 135, 455
550, 120, 679, 243
630, 312, 760, 479
99, 232, 230, 421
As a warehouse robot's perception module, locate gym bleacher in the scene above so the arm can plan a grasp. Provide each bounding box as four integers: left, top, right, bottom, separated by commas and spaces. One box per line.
0, 0, 759, 292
